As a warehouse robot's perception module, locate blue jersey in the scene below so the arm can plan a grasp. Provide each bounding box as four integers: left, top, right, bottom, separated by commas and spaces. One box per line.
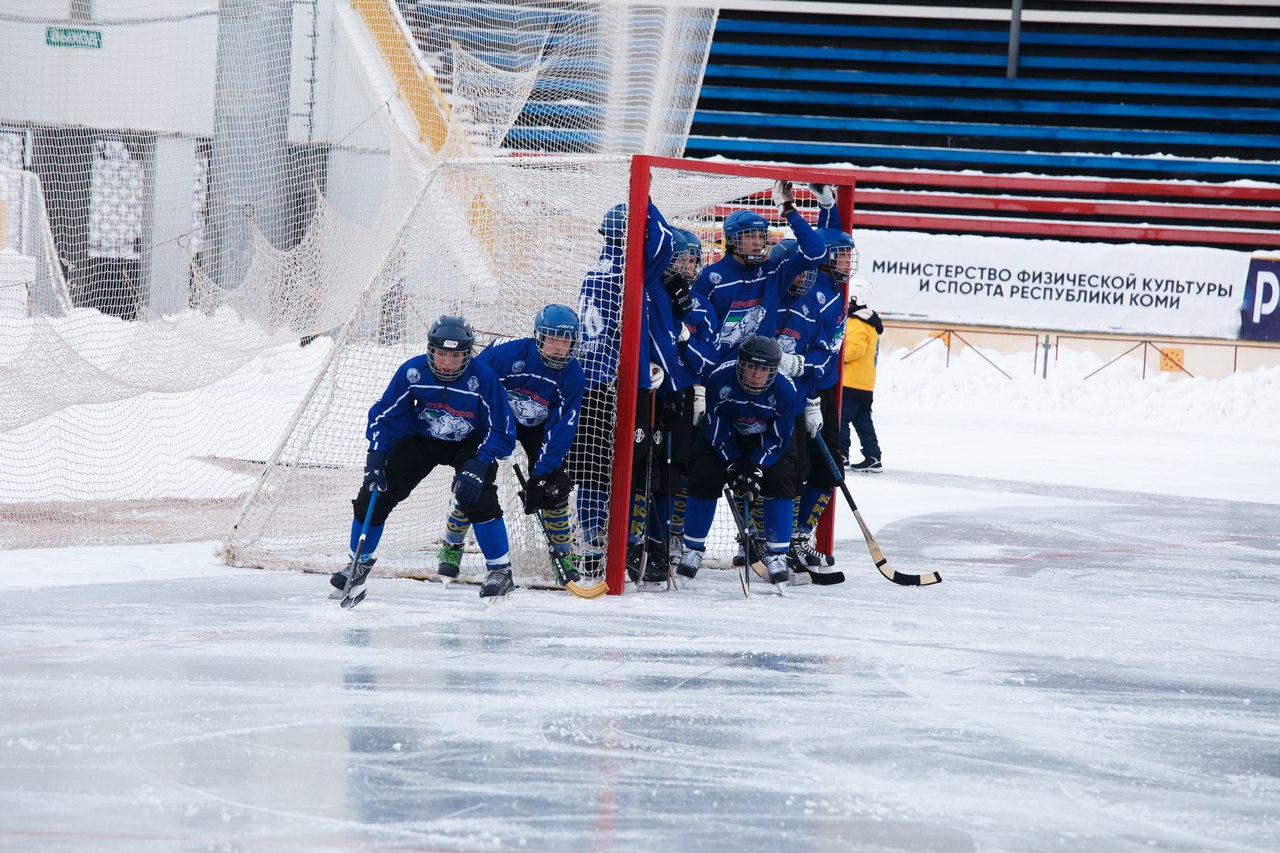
679, 290, 723, 382
701, 360, 800, 468
366, 356, 516, 464
475, 337, 585, 475
775, 290, 835, 399
577, 201, 679, 390
693, 208, 825, 356
812, 204, 852, 390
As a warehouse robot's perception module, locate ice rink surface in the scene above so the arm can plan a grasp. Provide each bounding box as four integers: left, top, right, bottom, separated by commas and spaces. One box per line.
4, 353, 1279, 852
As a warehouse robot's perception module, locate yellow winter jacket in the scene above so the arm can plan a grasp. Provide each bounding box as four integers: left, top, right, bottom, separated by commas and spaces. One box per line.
842, 311, 880, 391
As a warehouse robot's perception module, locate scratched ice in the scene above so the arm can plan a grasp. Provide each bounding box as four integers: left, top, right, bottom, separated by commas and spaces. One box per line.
3, 351, 1278, 851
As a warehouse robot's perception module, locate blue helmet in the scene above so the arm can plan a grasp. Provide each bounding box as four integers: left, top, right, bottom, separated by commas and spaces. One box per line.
817, 227, 858, 284
768, 239, 816, 298
599, 203, 628, 246
722, 210, 770, 265
666, 228, 704, 283
427, 314, 475, 382
533, 304, 579, 369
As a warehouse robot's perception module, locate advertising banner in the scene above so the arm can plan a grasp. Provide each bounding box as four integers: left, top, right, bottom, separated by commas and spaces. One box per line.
1240, 257, 1280, 342
856, 230, 1253, 339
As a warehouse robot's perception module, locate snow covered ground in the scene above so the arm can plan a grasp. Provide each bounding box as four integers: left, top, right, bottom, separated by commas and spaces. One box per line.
3, 344, 1278, 852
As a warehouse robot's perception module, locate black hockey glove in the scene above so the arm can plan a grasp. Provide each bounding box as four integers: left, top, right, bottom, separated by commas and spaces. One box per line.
363, 450, 389, 492
521, 469, 571, 513
662, 269, 694, 318
452, 457, 490, 507
727, 458, 763, 499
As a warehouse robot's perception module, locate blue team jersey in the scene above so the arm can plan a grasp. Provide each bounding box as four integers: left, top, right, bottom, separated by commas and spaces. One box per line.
812, 204, 852, 390
366, 356, 516, 464
475, 337, 585, 475
692, 208, 825, 356
679, 290, 723, 382
577, 201, 682, 390
701, 360, 800, 468
775, 283, 845, 397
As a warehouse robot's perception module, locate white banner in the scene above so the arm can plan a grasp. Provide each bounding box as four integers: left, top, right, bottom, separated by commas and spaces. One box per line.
857, 230, 1252, 338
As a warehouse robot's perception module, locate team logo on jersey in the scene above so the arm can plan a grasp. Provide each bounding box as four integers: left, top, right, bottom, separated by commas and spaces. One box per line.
801, 304, 811, 318
507, 389, 549, 427
512, 360, 525, 372
734, 417, 766, 435
467, 375, 479, 392
635, 428, 644, 443
421, 409, 474, 441
777, 335, 796, 354
719, 305, 765, 348
816, 291, 826, 305
719, 385, 731, 400
767, 395, 776, 407
709, 272, 721, 284
407, 368, 421, 384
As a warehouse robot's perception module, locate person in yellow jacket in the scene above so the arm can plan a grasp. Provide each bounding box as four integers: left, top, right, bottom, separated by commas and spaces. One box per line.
840, 278, 883, 473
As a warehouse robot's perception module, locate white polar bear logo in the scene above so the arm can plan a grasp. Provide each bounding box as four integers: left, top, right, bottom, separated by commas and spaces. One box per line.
425, 411, 474, 441
734, 419, 767, 436
508, 392, 549, 427
720, 305, 765, 349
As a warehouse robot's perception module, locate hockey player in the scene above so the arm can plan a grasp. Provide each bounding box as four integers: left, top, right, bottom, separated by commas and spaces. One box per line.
789, 183, 858, 573
570, 199, 693, 586
436, 305, 586, 587
693, 181, 826, 357
657, 228, 722, 573
330, 315, 517, 601
673, 334, 803, 587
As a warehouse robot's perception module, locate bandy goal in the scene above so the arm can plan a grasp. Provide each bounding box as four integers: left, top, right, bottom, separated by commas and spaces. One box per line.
222, 153, 857, 594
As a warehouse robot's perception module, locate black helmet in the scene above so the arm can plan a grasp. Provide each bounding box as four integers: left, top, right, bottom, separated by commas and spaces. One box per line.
427, 315, 475, 382
736, 334, 781, 396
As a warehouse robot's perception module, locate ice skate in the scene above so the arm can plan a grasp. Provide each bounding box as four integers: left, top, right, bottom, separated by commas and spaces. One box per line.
330, 554, 375, 600
480, 567, 514, 605
436, 542, 462, 586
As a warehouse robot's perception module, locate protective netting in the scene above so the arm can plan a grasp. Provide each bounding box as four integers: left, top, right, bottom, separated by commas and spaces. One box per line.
0, 0, 718, 556
222, 157, 805, 586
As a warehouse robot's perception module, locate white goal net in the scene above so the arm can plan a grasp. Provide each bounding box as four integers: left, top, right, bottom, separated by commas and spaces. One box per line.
3, 1, 854, 591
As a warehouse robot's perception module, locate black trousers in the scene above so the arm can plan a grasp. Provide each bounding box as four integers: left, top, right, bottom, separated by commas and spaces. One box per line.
685, 424, 801, 500
353, 434, 500, 526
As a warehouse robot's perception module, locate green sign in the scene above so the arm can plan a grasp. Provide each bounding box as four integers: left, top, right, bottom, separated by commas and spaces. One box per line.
46, 27, 102, 49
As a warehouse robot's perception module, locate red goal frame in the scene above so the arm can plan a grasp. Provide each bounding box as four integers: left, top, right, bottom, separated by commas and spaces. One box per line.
606, 155, 859, 594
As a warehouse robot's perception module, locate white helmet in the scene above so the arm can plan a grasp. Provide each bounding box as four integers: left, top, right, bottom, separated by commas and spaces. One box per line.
848, 277, 875, 307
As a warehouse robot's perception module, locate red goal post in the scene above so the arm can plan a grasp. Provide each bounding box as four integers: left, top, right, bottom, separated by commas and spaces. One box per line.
606, 156, 858, 594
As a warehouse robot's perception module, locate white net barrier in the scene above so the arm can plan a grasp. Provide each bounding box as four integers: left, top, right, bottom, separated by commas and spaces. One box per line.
0, 0, 718, 554
224, 157, 819, 586
406, 0, 715, 157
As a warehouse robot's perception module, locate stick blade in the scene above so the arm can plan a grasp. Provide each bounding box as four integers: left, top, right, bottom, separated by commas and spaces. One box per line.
566, 580, 608, 600
878, 559, 942, 587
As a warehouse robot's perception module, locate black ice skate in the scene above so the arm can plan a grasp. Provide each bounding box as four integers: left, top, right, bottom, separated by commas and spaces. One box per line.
480, 567, 514, 602
330, 553, 375, 600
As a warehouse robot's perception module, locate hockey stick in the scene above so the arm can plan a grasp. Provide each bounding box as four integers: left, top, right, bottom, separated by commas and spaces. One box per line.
631, 390, 658, 591
815, 439, 941, 587
722, 487, 759, 598
340, 490, 379, 609
513, 465, 607, 600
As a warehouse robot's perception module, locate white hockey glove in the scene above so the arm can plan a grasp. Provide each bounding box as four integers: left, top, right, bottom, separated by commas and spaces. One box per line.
808, 182, 836, 209
804, 397, 823, 438
649, 362, 665, 389
777, 351, 805, 378
691, 385, 706, 426
772, 179, 796, 215
678, 322, 692, 344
